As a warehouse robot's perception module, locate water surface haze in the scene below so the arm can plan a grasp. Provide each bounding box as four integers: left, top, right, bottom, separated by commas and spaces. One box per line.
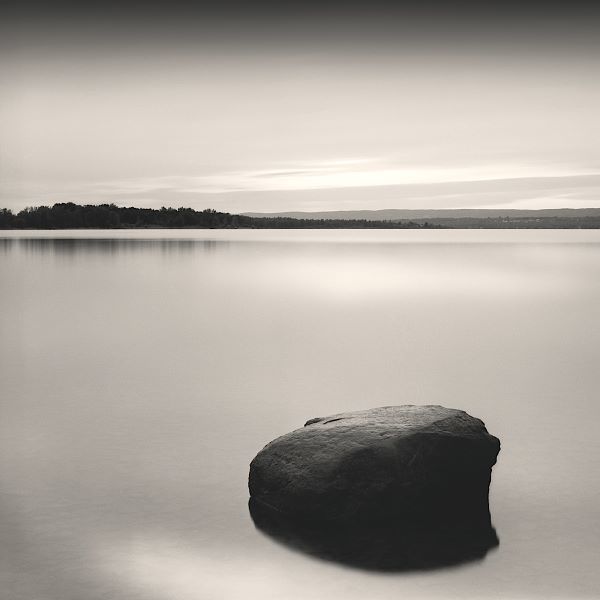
1, 230, 599, 599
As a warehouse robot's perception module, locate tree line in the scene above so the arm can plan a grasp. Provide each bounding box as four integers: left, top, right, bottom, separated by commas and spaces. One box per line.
0, 203, 435, 229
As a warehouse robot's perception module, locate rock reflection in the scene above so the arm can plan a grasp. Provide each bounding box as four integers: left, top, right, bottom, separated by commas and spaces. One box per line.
249, 498, 498, 572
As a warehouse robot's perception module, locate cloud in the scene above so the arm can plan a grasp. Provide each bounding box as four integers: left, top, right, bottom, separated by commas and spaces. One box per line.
82, 160, 600, 196
2, 159, 599, 212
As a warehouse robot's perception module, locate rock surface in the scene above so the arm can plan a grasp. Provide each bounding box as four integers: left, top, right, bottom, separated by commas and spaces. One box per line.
249, 405, 500, 522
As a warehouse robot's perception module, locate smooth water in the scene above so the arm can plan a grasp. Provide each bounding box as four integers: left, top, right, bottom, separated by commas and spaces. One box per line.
1, 230, 599, 599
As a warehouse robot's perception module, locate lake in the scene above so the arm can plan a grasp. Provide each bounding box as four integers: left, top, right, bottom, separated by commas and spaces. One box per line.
1, 229, 599, 599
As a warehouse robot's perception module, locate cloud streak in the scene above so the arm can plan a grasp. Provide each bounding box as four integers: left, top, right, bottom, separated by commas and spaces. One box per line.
3, 160, 599, 213
85, 161, 600, 197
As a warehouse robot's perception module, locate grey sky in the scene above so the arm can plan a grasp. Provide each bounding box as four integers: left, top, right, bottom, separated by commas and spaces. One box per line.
1, 3, 599, 212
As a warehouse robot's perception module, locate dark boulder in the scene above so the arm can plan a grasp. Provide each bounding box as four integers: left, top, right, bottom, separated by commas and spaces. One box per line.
249, 405, 500, 523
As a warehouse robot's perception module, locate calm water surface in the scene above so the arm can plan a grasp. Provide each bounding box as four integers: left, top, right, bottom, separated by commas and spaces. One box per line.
1, 230, 599, 599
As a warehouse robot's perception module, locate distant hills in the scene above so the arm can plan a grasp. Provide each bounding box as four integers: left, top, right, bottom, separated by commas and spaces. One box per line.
243, 208, 600, 229
243, 208, 600, 220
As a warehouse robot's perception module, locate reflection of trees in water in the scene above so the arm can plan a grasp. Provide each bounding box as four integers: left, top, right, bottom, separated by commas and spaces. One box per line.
249, 498, 499, 572
0, 238, 15, 253
13, 238, 224, 257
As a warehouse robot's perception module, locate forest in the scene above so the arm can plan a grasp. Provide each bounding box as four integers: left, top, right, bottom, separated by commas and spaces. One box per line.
0, 203, 434, 229
4, 203, 596, 230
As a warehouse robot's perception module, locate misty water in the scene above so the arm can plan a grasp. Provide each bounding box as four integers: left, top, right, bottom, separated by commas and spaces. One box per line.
1, 229, 599, 600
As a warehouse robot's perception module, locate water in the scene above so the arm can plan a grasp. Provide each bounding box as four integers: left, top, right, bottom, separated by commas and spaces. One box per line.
1, 229, 599, 600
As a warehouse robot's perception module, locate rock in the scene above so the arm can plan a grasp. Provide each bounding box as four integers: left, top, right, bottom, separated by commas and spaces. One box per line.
249, 405, 500, 522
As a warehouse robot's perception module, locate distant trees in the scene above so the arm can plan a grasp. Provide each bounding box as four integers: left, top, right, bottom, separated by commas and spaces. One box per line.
0, 203, 122, 229
0, 203, 437, 230
3, 203, 600, 230
0, 208, 14, 229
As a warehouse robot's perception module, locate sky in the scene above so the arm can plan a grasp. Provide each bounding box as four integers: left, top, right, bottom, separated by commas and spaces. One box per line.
1, 1, 599, 213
